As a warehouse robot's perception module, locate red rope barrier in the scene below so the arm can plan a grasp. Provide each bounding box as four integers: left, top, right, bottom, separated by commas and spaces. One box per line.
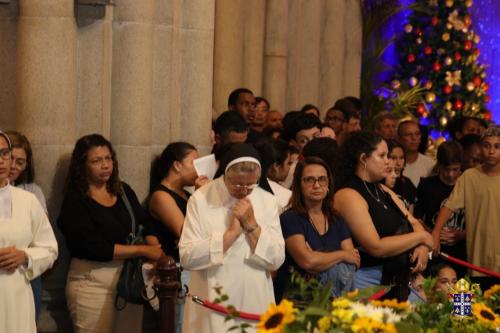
191, 296, 261, 321
440, 252, 500, 279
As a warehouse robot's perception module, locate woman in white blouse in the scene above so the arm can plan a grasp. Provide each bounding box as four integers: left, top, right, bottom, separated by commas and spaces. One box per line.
179, 143, 285, 333
0, 130, 58, 333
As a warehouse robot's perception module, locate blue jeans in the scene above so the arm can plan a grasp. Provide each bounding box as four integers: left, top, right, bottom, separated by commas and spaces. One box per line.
318, 263, 356, 297
353, 265, 383, 290
31, 277, 42, 322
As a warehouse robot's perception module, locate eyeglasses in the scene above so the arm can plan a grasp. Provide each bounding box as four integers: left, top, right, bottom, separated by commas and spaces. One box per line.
0, 148, 12, 160
12, 157, 27, 169
232, 183, 259, 191
302, 176, 328, 187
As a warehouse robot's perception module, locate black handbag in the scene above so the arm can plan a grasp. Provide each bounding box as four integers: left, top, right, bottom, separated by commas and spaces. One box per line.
115, 191, 146, 310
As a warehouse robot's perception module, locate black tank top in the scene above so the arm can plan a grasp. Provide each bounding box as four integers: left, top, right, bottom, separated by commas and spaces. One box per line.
147, 184, 189, 262
345, 176, 412, 300
345, 176, 411, 268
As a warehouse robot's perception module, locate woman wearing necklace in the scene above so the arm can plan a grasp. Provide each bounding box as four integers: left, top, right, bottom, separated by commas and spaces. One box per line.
334, 131, 433, 300
145, 142, 208, 333
275, 157, 360, 302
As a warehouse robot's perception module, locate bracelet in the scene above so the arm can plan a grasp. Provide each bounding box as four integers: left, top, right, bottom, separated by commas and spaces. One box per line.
244, 224, 259, 234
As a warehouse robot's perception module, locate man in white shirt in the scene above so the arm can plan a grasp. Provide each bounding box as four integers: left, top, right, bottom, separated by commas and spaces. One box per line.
398, 120, 435, 187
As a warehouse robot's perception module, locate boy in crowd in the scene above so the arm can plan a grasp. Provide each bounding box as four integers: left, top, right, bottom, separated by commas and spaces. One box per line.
432, 126, 500, 289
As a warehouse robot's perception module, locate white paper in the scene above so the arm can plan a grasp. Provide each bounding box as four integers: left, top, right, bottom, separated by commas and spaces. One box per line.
193, 154, 218, 180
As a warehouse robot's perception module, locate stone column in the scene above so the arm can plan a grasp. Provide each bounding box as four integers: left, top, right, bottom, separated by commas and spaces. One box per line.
242, 0, 265, 96
111, 0, 155, 200
319, 0, 346, 112
212, 0, 243, 116
263, 0, 288, 112
151, 0, 175, 154
16, 1, 77, 331
342, 0, 362, 97
177, 0, 216, 155
77, 4, 113, 137
286, 0, 322, 111
0, 3, 17, 130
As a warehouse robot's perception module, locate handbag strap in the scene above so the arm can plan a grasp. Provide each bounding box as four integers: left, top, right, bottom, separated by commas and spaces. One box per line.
121, 189, 136, 237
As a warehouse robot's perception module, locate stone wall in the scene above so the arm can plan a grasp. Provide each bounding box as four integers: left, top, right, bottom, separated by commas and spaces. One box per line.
0, 0, 361, 331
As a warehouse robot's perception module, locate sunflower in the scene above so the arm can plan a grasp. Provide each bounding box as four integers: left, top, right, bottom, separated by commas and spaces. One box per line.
351, 316, 397, 333
483, 284, 500, 299
257, 299, 297, 333
371, 299, 410, 312
471, 303, 500, 328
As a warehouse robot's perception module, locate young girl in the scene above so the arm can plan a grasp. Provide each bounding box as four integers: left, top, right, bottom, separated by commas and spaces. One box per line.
387, 140, 417, 213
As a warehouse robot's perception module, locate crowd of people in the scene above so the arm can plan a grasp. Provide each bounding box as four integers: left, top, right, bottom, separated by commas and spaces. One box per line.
0, 87, 499, 333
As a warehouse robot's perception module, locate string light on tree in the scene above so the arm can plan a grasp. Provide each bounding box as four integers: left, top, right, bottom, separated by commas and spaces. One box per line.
389, 0, 490, 131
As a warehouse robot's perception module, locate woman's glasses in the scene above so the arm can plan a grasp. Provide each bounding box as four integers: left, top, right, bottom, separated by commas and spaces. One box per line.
302, 176, 328, 187
0, 148, 12, 160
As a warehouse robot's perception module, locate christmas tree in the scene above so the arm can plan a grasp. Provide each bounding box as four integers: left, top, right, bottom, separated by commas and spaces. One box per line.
390, 0, 491, 132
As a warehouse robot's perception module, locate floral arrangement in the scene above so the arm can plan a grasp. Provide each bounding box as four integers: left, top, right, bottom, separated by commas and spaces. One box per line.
256, 277, 500, 333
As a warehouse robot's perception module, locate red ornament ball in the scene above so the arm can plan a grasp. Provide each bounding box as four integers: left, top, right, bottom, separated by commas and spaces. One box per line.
454, 52, 462, 61
433, 62, 441, 72
444, 85, 453, 94
484, 83, 490, 91
431, 17, 439, 26
424, 46, 433, 55
454, 100, 463, 110
485, 95, 491, 103
484, 111, 492, 121
417, 103, 426, 115
464, 40, 473, 51
416, 28, 423, 37
474, 48, 480, 56
408, 53, 416, 63
473, 76, 482, 87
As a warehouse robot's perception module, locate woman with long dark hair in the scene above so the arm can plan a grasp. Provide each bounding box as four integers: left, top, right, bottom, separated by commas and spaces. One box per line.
145, 142, 207, 333
58, 134, 163, 333
275, 157, 359, 301
334, 131, 433, 300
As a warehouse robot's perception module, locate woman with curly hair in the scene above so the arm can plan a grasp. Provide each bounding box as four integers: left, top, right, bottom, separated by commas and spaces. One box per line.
58, 134, 163, 333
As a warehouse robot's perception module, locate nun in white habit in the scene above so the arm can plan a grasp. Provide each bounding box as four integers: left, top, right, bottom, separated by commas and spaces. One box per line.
179, 143, 285, 333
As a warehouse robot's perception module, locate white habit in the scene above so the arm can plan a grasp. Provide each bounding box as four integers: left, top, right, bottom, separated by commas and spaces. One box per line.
0, 186, 58, 333
179, 177, 285, 333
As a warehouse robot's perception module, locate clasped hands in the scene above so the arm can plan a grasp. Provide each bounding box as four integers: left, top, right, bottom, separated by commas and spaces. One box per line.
228, 198, 258, 235
0, 246, 28, 272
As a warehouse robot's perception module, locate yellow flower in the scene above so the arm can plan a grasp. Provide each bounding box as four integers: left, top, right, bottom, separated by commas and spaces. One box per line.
371, 299, 410, 311
472, 303, 500, 329
332, 297, 351, 309
351, 316, 397, 333
331, 308, 355, 324
317, 316, 331, 333
483, 284, 500, 299
257, 299, 297, 333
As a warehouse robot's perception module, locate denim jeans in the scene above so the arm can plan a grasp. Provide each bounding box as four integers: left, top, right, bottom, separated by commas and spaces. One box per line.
318, 263, 356, 297
353, 265, 383, 290
31, 277, 42, 322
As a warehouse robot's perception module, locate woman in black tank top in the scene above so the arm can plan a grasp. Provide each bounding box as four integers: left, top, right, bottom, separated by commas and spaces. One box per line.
333, 131, 434, 300
144, 142, 208, 332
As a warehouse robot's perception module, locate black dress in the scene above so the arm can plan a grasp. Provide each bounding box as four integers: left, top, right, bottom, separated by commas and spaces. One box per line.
145, 184, 189, 262
344, 176, 413, 300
